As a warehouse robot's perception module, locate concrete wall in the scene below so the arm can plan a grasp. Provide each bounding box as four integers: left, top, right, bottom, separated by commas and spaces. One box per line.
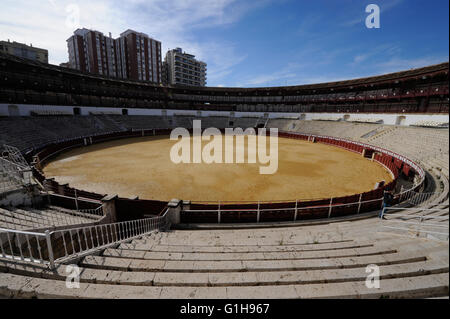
0, 103, 448, 126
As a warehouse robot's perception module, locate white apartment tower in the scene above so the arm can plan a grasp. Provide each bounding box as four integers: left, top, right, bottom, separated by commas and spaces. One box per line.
164, 48, 207, 86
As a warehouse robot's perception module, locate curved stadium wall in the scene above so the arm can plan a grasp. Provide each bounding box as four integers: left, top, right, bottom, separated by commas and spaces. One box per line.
0, 51, 447, 224
0, 52, 448, 114
27, 128, 425, 224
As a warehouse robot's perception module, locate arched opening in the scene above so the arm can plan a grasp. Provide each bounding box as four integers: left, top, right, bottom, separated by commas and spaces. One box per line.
122, 109, 128, 115
73, 107, 81, 115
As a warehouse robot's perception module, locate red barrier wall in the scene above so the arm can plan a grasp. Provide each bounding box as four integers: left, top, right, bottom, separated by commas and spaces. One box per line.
29, 129, 424, 223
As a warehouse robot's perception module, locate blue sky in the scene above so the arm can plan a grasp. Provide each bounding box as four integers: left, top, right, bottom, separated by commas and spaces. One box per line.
1, 0, 448, 87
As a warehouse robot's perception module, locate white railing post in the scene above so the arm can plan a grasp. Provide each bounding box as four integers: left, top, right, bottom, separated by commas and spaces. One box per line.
357, 194, 362, 214
294, 200, 298, 221
45, 230, 55, 269
74, 189, 79, 211
328, 198, 333, 218
218, 201, 221, 224
257, 201, 260, 223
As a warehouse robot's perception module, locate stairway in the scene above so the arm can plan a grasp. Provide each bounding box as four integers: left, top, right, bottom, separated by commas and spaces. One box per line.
1, 217, 448, 298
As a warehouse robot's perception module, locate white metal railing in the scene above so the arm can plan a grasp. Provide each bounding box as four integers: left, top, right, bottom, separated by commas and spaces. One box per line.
0, 228, 52, 266
184, 197, 384, 223
78, 205, 104, 218
396, 189, 437, 206
0, 158, 29, 192
2, 145, 29, 169
0, 145, 33, 194
380, 207, 449, 239
46, 192, 103, 211
0, 208, 170, 269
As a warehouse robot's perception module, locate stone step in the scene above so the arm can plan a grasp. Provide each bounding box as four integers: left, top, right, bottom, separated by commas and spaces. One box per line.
102, 246, 396, 262
0, 211, 45, 229
136, 220, 385, 245
17, 208, 93, 224
0, 209, 75, 229
1, 207, 94, 229
124, 233, 434, 254
120, 239, 365, 253
0, 272, 447, 298
80, 252, 426, 273
128, 236, 357, 249
1, 257, 447, 288
0, 220, 27, 230
7, 209, 73, 226
46, 206, 100, 220
40, 209, 95, 223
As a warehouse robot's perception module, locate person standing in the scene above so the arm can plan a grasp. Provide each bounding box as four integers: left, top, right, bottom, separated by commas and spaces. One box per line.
380, 190, 394, 219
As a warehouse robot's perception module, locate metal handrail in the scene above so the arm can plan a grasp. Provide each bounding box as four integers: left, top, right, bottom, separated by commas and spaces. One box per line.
380, 207, 449, 239
78, 205, 104, 217
396, 190, 437, 206
0, 208, 171, 269
183, 197, 384, 223
0, 227, 52, 266
186, 198, 383, 212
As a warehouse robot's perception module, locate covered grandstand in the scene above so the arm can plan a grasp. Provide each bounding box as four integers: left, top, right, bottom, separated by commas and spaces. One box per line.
0, 52, 448, 114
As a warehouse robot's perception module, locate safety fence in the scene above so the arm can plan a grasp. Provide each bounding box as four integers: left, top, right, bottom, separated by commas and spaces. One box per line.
182, 198, 384, 223
380, 206, 449, 239
24, 128, 428, 224
397, 190, 437, 206
0, 145, 34, 196
0, 208, 170, 269
0, 157, 31, 193
78, 205, 104, 218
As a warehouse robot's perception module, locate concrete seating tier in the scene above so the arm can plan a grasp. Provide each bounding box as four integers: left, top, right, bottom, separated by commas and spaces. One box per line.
0, 206, 99, 231
0, 217, 448, 298
0, 116, 448, 298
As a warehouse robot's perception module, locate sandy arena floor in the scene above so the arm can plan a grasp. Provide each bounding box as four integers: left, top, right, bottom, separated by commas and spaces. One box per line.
43, 135, 393, 202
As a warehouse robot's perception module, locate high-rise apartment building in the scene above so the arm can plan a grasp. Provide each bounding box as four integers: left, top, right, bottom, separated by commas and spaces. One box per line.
67, 28, 118, 77
67, 28, 162, 83
164, 48, 207, 86
118, 30, 162, 82
0, 40, 48, 63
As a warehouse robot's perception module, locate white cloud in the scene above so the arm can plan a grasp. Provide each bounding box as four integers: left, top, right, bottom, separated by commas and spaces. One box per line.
375, 55, 449, 74
350, 43, 401, 66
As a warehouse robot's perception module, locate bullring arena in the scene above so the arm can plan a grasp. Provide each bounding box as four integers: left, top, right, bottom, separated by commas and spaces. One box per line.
0, 52, 449, 299
42, 135, 393, 202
